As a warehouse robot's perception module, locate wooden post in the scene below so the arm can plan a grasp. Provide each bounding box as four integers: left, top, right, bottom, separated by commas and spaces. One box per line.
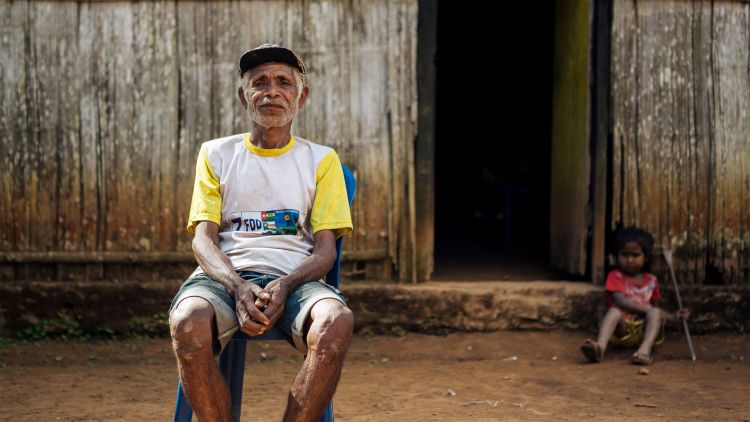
590, 0, 612, 284
550, 0, 592, 275
416, 0, 437, 282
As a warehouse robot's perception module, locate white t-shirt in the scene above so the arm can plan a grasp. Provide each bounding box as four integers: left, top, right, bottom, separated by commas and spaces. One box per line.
187, 133, 352, 276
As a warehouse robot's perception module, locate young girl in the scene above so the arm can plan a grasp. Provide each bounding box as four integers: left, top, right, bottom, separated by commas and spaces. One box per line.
580, 226, 689, 365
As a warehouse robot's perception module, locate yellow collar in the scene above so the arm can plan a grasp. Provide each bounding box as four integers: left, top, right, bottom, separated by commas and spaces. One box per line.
243, 133, 296, 156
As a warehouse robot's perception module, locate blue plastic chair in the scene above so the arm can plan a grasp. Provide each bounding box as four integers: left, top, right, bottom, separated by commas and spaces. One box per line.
175, 164, 356, 422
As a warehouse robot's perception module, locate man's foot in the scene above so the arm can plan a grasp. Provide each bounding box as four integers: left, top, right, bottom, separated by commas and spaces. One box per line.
631, 352, 654, 365
580, 339, 603, 363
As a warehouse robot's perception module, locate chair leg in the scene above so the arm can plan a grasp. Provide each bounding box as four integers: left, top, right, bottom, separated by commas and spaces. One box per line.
220, 339, 248, 422
320, 400, 334, 422
174, 382, 193, 422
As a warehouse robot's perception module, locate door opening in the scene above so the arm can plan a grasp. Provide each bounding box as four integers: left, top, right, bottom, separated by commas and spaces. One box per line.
433, 0, 561, 281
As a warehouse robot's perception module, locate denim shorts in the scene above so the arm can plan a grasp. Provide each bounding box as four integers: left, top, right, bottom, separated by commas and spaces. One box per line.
169, 270, 346, 355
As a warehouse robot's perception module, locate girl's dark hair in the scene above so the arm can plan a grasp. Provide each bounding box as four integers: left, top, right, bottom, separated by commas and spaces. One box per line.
616, 226, 655, 272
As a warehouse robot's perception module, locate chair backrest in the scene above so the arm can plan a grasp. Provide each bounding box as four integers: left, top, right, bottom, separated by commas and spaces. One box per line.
325, 164, 356, 289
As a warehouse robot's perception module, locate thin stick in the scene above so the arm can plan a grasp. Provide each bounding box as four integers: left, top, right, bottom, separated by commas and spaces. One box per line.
662, 249, 697, 361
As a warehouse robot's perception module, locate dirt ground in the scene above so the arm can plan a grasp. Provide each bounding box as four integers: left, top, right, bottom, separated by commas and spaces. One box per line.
1, 331, 748, 422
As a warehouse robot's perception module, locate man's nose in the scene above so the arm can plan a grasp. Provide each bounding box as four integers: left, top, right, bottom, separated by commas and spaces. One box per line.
265, 82, 282, 97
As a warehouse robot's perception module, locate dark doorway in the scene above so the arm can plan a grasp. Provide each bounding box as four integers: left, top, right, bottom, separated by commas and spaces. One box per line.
433, 0, 560, 280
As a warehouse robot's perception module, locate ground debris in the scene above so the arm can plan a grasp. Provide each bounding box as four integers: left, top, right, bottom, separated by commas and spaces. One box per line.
461, 400, 498, 407
512, 402, 550, 416
461, 399, 550, 416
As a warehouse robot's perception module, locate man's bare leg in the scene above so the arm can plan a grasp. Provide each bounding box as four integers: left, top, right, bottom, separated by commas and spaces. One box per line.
596, 307, 624, 355
171, 297, 231, 422
636, 307, 663, 356
284, 299, 354, 422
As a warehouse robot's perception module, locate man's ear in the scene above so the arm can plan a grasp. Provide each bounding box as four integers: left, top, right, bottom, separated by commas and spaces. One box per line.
297, 86, 309, 109
238, 87, 248, 108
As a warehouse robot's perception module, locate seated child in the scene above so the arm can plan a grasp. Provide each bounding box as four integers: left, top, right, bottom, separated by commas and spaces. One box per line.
580, 226, 689, 365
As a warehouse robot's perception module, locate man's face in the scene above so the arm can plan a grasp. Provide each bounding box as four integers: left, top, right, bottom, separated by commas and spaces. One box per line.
240, 62, 306, 128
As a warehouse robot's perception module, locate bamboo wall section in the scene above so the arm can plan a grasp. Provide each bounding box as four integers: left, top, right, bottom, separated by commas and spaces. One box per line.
611, 0, 749, 284
0, 1, 418, 281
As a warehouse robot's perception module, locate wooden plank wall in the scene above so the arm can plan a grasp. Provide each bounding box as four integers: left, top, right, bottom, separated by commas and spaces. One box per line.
0, 1, 418, 281
612, 0, 749, 284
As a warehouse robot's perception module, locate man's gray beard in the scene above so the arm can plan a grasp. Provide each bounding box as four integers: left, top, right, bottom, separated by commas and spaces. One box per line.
248, 102, 298, 128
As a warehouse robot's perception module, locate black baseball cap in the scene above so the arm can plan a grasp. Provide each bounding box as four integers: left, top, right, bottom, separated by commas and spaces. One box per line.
238, 43, 306, 78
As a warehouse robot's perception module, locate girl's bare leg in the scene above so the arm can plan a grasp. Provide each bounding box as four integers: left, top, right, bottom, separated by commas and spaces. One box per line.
597, 307, 625, 354
636, 307, 663, 356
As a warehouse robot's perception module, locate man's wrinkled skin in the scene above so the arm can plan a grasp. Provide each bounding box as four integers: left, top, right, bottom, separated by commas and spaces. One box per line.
169, 61, 354, 422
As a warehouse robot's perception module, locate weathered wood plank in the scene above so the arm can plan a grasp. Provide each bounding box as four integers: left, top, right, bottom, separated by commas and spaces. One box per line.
709, 2, 749, 283
391, 0, 418, 282
591, 0, 612, 284
687, 0, 713, 283
47, 3, 84, 252
550, 0, 591, 275
611, 0, 635, 231
131, 2, 179, 252
0, 2, 30, 253
415, 0, 437, 282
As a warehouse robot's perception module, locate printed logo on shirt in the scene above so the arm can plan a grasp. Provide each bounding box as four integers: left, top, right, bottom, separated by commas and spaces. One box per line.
623, 278, 657, 307
228, 209, 300, 235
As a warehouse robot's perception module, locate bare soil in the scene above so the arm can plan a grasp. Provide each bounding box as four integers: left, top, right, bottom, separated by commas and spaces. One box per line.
1, 331, 748, 421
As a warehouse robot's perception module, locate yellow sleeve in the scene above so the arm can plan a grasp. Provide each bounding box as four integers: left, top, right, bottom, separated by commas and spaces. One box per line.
186, 146, 222, 233
311, 150, 353, 238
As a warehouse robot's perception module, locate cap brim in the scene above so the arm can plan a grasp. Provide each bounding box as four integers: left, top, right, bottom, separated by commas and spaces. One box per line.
239, 47, 305, 76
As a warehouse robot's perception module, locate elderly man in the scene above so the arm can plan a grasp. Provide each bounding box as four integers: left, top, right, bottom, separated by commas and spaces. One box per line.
169, 44, 354, 422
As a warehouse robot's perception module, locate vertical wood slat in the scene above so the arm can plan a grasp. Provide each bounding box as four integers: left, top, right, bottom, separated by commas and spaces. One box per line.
415, 0, 437, 282
710, 2, 749, 282
1, 1, 418, 281
388, 1, 418, 283
550, 0, 591, 275
1, 2, 29, 255
590, 0, 612, 284
611, 0, 749, 284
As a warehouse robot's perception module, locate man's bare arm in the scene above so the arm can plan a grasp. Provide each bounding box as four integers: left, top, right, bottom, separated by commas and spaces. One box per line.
278, 229, 338, 290
192, 221, 270, 333
260, 229, 338, 324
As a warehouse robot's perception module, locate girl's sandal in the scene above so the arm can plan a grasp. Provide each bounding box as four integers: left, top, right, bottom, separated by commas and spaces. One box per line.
631, 352, 654, 365
580, 339, 603, 363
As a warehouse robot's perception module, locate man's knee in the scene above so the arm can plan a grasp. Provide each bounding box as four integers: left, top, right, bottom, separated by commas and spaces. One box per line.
170, 297, 215, 359
307, 301, 354, 357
